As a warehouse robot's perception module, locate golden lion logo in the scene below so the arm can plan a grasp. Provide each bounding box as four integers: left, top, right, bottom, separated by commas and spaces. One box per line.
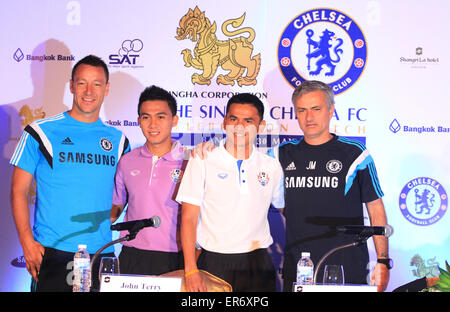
19, 105, 45, 207
19, 105, 45, 127
176, 6, 261, 86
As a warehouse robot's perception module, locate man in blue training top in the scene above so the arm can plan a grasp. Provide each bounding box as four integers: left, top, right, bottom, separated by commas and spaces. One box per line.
272, 80, 390, 292
10, 55, 130, 291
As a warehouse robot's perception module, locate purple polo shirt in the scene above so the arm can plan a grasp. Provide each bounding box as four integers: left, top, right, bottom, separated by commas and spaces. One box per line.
112, 141, 187, 252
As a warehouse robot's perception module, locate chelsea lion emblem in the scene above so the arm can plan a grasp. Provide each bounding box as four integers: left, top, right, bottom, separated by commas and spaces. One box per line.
100, 138, 113, 152
399, 177, 447, 226
278, 8, 367, 94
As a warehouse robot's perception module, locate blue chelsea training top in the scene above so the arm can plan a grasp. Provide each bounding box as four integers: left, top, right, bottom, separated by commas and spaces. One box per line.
10, 111, 130, 254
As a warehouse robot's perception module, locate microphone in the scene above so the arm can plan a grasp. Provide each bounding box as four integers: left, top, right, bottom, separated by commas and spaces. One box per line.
111, 216, 161, 232
336, 224, 394, 238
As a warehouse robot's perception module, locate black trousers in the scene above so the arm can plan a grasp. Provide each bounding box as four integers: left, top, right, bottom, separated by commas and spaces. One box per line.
31, 247, 114, 292
197, 248, 276, 292
118, 245, 183, 276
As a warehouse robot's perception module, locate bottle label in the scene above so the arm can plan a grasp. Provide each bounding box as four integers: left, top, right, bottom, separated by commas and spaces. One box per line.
297, 266, 314, 284
73, 258, 91, 290
74, 258, 90, 269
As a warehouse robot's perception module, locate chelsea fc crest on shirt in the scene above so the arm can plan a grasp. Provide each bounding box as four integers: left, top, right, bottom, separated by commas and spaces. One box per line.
258, 172, 270, 186
399, 177, 448, 226
100, 138, 113, 152
326, 160, 342, 174
278, 8, 367, 94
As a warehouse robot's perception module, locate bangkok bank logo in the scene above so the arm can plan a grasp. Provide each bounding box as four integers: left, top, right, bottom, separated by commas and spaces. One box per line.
389, 119, 401, 134
175, 6, 261, 86
278, 8, 367, 94
399, 177, 448, 226
109, 39, 144, 67
12, 48, 74, 63
13, 48, 25, 62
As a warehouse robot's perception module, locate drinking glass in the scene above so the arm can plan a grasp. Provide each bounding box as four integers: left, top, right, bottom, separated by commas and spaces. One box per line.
322, 264, 344, 284
98, 256, 120, 281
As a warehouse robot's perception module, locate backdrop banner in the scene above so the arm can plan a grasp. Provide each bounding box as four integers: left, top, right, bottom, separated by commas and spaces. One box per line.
1, 0, 448, 292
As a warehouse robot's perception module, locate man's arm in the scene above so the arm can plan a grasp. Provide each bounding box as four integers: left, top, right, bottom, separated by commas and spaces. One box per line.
181, 202, 206, 292
111, 204, 125, 223
11, 166, 45, 281
111, 159, 126, 223
366, 198, 389, 292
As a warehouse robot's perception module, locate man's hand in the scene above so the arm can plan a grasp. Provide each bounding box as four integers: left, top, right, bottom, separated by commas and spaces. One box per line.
22, 237, 45, 281
371, 263, 389, 292
190, 141, 215, 159
11, 166, 44, 281
185, 270, 207, 292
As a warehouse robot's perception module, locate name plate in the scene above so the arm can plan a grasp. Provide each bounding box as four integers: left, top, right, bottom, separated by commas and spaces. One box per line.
293, 284, 377, 292
100, 274, 182, 292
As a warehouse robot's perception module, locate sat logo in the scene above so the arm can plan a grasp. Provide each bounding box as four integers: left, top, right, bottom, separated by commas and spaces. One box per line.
109, 39, 144, 65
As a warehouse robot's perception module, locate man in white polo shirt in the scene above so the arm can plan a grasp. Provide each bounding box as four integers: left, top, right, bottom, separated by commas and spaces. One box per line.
176, 93, 284, 292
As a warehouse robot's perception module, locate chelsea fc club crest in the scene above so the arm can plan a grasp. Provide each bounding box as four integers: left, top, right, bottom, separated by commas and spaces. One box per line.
100, 138, 113, 152
399, 177, 447, 226
278, 8, 367, 94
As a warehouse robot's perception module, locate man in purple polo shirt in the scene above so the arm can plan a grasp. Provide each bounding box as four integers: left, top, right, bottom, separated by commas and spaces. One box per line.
111, 85, 188, 275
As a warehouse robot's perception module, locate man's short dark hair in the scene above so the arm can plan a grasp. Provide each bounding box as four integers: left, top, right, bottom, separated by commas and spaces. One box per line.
71, 55, 109, 83
291, 80, 335, 109
226, 93, 264, 121
138, 85, 177, 116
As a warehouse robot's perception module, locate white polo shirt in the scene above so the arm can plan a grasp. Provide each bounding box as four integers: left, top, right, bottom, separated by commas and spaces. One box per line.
176, 140, 284, 254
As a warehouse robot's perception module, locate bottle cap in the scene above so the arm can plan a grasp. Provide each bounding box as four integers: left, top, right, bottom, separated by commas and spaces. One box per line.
301, 252, 310, 257
78, 244, 87, 249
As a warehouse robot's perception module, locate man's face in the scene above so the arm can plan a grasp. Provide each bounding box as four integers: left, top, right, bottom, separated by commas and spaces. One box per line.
138, 99, 178, 148
294, 90, 334, 144
223, 103, 264, 149
70, 64, 109, 121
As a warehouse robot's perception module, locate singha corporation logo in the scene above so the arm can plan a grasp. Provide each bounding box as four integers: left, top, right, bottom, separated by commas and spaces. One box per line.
19, 105, 45, 208
410, 254, 440, 278
19, 105, 45, 127
399, 177, 448, 226
176, 6, 261, 86
278, 8, 367, 94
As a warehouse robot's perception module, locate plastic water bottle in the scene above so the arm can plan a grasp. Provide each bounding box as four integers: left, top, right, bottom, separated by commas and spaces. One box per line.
73, 244, 91, 292
296, 252, 314, 285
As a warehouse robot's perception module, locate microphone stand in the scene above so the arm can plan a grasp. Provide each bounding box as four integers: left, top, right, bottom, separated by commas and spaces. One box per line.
89, 225, 143, 290
90, 231, 138, 272
313, 234, 369, 284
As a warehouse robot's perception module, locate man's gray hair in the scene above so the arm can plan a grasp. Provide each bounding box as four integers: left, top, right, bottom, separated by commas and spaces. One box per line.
291, 80, 335, 109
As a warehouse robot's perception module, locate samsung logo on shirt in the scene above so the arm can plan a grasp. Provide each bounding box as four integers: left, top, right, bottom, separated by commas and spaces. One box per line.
59, 152, 116, 167
285, 176, 338, 189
